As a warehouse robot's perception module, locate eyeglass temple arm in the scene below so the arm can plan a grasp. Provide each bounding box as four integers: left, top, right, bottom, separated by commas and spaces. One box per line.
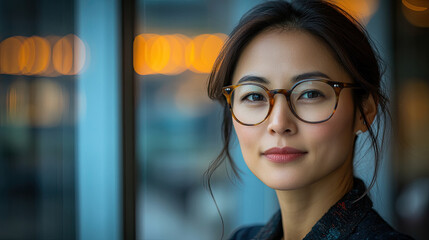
341, 82, 361, 89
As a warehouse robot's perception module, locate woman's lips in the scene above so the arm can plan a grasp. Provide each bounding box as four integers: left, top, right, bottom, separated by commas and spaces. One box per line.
262, 147, 307, 163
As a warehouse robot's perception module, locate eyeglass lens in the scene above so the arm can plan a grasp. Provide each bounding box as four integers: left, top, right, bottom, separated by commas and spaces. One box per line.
230, 81, 337, 124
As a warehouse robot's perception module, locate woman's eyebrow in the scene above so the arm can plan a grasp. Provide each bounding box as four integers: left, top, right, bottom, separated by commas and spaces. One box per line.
292, 71, 331, 83
237, 71, 331, 85
237, 75, 270, 84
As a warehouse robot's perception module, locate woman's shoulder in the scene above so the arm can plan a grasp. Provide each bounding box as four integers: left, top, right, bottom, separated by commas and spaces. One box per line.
228, 225, 263, 240
228, 211, 283, 239
350, 208, 414, 240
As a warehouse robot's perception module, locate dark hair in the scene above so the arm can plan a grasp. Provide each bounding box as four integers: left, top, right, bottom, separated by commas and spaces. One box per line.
205, 0, 388, 233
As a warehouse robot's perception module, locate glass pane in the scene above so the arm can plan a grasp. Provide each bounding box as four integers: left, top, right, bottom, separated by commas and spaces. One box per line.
0, 1, 76, 238
75, 0, 122, 239
135, 1, 278, 239
0, 1, 122, 239
393, 0, 429, 239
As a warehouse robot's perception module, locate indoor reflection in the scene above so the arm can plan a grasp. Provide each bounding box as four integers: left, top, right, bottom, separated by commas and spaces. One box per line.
187, 33, 227, 73
0, 36, 23, 75
0, 34, 86, 76
401, 0, 429, 27
396, 80, 429, 230
133, 33, 227, 75
135, 1, 241, 238
5, 79, 30, 126
19, 36, 51, 75
138, 72, 225, 239
52, 35, 87, 75
0, 1, 78, 238
394, 0, 429, 237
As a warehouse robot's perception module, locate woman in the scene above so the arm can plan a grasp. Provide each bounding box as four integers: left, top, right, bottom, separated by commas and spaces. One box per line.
205, 0, 414, 239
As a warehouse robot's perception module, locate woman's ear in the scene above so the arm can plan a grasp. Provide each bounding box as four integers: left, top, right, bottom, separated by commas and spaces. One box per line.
355, 94, 377, 133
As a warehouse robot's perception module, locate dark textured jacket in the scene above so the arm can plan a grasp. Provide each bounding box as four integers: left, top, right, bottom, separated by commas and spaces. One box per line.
229, 178, 414, 240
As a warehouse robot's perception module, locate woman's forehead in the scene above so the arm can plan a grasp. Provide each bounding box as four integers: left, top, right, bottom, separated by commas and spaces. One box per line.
232, 29, 350, 87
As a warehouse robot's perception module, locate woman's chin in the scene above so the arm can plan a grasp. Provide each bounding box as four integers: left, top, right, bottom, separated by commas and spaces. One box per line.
259, 174, 311, 191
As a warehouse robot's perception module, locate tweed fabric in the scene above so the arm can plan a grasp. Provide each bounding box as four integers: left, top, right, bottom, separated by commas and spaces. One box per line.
229, 178, 414, 240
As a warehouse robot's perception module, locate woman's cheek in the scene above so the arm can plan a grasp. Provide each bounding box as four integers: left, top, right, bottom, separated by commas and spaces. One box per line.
302, 117, 354, 164
233, 120, 260, 163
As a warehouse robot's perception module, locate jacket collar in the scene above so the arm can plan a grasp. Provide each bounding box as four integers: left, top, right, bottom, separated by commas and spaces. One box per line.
253, 178, 372, 240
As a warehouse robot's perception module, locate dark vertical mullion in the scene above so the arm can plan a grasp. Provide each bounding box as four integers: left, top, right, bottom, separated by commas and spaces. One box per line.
121, 0, 136, 239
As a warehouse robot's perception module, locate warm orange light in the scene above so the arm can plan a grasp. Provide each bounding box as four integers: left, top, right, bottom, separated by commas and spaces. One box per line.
40, 36, 61, 77
186, 35, 203, 73
0, 36, 25, 75
6, 80, 29, 125
53, 34, 86, 75
19, 36, 51, 75
147, 35, 170, 73
403, 0, 428, 11
8, 87, 17, 115
134, 34, 155, 75
163, 34, 190, 75
187, 33, 227, 74
329, 0, 379, 25
133, 34, 145, 75
53, 36, 73, 75
1, 35, 84, 76
33, 36, 51, 75
134, 33, 227, 75
18, 36, 35, 74
134, 34, 192, 75
402, 0, 429, 27
399, 80, 429, 145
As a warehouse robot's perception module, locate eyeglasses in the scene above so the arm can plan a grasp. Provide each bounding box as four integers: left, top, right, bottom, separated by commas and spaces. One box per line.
222, 79, 361, 126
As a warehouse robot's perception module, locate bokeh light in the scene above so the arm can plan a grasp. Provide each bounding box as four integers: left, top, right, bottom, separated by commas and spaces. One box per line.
6, 79, 30, 125
5, 79, 65, 127
134, 33, 192, 75
164, 34, 190, 75
186, 34, 227, 74
397, 80, 429, 181
1, 36, 25, 75
402, 0, 428, 11
134, 33, 227, 75
19, 36, 51, 75
399, 80, 429, 142
53, 34, 86, 75
41, 36, 62, 77
147, 35, 170, 73
402, 0, 429, 27
134, 34, 156, 75
0, 35, 85, 76
329, 0, 379, 25
29, 79, 65, 127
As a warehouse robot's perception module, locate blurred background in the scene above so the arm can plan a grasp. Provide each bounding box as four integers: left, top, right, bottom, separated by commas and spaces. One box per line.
0, 0, 428, 239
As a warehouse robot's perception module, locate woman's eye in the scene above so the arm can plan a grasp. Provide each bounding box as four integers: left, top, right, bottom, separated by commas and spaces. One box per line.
243, 93, 266, 102
299, 90, 323, 100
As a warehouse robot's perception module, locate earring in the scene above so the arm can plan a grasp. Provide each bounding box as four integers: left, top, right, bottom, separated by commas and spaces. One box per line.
356, 130, 363, 135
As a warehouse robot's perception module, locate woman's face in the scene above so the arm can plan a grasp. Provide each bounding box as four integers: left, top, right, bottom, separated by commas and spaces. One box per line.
231, 30, 361, 190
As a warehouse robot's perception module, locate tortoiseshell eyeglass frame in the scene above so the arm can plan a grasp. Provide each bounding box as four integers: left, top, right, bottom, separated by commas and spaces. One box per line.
222, 79, 362, 126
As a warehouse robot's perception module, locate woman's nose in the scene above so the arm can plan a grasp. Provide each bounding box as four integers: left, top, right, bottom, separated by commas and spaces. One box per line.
266, 94, 297, 135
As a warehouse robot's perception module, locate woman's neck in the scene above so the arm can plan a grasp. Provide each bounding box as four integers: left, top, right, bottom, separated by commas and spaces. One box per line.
275, 161, 354, 240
